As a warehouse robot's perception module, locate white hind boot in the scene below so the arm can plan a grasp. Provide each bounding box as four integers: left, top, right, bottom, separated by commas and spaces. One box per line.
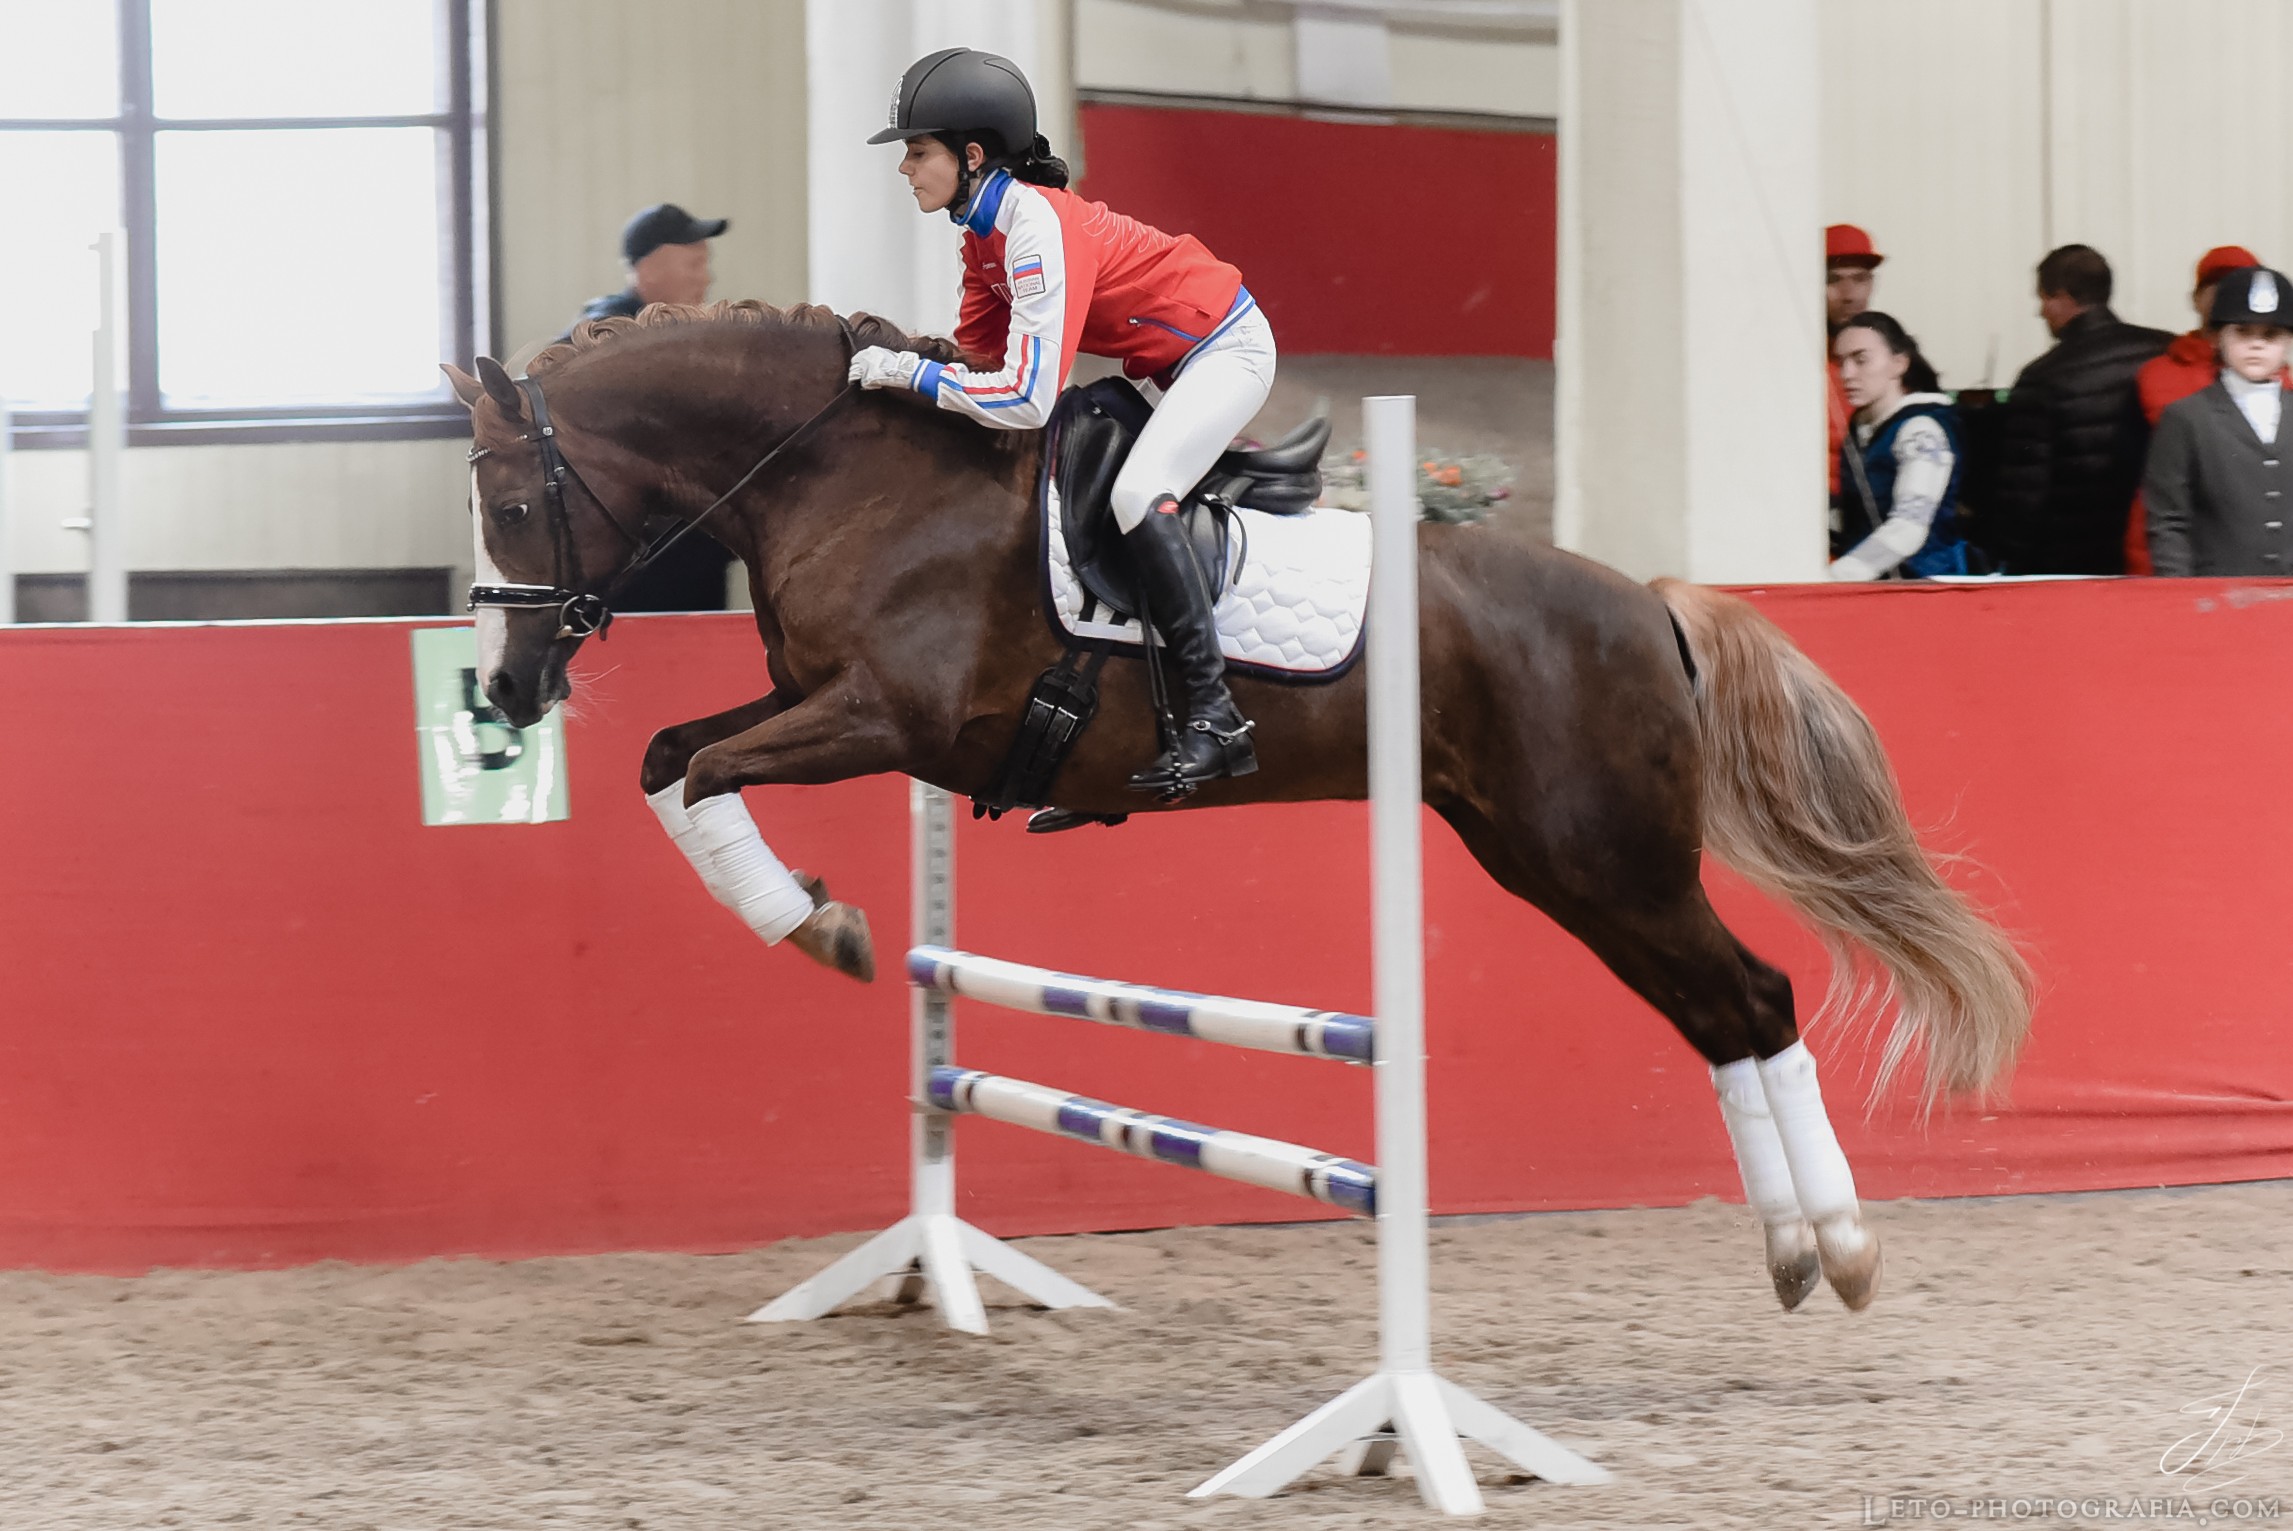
1756, 1041, 1881, 1310
1711, 1057, 1822, 1310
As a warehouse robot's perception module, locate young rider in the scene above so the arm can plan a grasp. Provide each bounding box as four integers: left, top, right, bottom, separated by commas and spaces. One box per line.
845, 47, 1274, 793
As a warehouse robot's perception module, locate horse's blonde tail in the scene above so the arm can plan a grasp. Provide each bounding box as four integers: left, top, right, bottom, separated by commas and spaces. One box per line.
1653, 578, 2034, 1105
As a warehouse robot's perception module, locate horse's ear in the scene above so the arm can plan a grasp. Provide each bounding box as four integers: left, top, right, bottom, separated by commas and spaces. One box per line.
441, 363, 483, 409
472, 355, 526, 420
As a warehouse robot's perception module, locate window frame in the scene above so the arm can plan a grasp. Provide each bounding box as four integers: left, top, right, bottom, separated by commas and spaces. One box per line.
2, 0, 491, 448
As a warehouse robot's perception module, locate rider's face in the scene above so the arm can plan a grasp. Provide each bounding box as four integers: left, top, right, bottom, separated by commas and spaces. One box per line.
899, 135, 976, 215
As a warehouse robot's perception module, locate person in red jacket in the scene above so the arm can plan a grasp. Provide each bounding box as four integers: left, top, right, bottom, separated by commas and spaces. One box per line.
2127, 245, 2269, 571
1825, 225, 1885, 499
847, 48, 1270, 796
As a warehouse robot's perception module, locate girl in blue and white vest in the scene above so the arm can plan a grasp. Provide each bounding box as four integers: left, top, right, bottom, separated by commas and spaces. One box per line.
1831, 311, 1976, 579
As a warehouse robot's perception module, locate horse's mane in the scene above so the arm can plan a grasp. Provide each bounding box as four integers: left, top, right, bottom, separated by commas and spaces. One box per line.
526, 299, 966, 376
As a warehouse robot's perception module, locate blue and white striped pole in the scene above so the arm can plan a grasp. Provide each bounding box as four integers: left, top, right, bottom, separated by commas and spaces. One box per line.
906, 945, 1375, 1063
928, 1067, 1376, 1215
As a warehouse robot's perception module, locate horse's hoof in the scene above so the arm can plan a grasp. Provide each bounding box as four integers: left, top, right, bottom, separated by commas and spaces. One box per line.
792, 869, 830, 908
1814, 1215, 1882, 1311
787, 900, 876, 983
1765, 1221, 1822, 1312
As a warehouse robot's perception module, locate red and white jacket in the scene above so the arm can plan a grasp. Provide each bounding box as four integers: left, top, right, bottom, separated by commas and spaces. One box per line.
907, 168, 1250, 431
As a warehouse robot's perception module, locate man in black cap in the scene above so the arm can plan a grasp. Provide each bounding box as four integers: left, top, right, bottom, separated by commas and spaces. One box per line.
565, 202, 728, 333
2144, 265, 2293, 576
560, 203, 735, 610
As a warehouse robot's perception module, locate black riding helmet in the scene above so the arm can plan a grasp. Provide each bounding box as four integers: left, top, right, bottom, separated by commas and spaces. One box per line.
2211, 266, 2293, 328
867, 47, 1037, 151
867, 48, 1038, 223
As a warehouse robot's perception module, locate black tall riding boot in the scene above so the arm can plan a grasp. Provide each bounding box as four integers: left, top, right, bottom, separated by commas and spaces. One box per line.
1122, 503, 1258, 793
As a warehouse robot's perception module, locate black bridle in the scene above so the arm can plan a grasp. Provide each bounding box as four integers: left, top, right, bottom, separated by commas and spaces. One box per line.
467, 330, 859, 640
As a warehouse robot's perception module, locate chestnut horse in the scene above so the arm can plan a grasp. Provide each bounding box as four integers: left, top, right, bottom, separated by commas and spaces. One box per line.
446, 301, 2031, 1313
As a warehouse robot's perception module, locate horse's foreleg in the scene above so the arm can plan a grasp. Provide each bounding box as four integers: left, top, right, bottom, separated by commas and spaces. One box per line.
639, 692, 788, 794
638, 691, 840, 949
674, 672, 921, 984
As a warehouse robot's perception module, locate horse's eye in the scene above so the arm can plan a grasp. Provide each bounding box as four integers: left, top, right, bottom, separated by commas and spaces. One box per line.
494, 502, 530, 528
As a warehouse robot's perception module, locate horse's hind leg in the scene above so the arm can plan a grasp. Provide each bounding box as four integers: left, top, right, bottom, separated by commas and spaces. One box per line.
1442, 811, 1873, 1311
1590, 900, 1881, 1312
1724, 939, 1880, 1310
1575, 897, 1876, 1311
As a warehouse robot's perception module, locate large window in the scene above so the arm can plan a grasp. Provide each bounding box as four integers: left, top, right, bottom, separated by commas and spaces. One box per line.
0, 0, 487, 444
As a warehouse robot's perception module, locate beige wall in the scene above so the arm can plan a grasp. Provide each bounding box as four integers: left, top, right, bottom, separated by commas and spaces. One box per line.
1075, 0, 1559, 119
18, 1, 2293, 590
1821, 0, 2293, 392
6, 0, 809, 587
6, 439, 473, 578
495, 0, 810, 360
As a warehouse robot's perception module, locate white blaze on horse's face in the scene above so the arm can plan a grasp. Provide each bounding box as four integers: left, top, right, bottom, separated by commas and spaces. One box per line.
470, 464, 508, 686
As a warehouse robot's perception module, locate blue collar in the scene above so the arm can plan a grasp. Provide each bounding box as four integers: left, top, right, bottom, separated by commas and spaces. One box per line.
956, 167, 1012, 233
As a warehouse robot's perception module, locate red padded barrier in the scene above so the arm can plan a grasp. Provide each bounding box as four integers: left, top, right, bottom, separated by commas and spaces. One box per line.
0, 580, 2288, 1271
1074, 103, 1556, 357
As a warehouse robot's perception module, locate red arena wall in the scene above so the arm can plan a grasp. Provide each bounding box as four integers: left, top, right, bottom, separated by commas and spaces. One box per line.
1, 578, 2290, 1272
1075, 103, 1557, 357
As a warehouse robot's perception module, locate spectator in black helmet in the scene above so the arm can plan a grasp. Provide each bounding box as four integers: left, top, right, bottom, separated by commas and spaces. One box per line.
2144, 266, 2293, 576
1982, 244, 2173, 574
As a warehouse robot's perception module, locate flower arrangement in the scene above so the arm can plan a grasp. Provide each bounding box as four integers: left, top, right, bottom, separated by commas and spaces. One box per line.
1318, 448, 1514, 523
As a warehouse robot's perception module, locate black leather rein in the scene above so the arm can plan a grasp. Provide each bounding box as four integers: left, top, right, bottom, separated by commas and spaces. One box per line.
467, 327, 860, 641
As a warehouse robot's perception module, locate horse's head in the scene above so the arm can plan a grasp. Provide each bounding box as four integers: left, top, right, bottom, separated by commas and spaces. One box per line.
445, 356, 641, 727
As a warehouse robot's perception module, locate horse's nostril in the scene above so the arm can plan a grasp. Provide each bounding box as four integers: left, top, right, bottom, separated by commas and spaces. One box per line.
485, 670, 519, 713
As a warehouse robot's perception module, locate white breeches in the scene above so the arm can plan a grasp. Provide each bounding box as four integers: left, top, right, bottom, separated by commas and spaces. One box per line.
1109, 303, 1279, 533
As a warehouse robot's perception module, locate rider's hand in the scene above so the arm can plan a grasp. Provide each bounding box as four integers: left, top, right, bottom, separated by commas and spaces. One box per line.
848, 346, 927, 392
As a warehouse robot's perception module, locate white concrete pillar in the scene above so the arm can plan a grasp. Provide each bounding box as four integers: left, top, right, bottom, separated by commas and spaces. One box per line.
805, 0, 1075, 339
1294, 5, 1392, 109
1555, 0, 1825, 583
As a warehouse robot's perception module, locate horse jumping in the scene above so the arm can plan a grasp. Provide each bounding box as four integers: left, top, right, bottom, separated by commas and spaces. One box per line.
445, 300, 2035, 1314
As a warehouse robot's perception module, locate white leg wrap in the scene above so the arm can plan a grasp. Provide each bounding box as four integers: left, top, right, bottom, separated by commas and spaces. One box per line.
1710, 1057, 1805, 1228
1755, 1041, 1860, 1224
679, 789, 816, 946
647, 780, 735, 907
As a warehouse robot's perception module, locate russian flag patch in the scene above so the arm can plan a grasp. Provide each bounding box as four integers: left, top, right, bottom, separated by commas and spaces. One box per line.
1011, 254, 1046, 299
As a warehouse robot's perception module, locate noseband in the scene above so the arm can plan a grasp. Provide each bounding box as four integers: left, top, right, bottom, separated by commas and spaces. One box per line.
467, 324, 860, 640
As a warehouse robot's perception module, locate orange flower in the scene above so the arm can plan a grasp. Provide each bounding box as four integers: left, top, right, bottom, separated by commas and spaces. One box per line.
1434, 466, 1462, 486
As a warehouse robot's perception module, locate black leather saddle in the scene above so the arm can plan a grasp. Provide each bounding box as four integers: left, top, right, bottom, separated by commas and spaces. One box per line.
1047, 377, 1327, 622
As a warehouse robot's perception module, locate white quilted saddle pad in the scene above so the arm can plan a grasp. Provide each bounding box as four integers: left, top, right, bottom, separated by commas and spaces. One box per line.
1043, 481, 1372, 679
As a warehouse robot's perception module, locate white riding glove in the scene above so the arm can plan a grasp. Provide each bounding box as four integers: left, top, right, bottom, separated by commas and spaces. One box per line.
848, 345, 928, 393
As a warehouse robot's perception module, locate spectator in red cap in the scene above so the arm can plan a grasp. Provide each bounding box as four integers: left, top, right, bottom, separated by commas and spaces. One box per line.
1825, 225, 1885, 498
2126, 244, 2274, 572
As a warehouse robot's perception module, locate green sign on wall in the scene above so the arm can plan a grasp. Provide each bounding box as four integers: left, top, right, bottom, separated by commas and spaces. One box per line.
411, 626, 569, 826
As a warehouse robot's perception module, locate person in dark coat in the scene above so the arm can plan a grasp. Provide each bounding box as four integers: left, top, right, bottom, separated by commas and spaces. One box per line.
2144, 266, 2293, 576
1984, 244, 2173, 574
566, 203, 727, 334
559, 203, 736, 611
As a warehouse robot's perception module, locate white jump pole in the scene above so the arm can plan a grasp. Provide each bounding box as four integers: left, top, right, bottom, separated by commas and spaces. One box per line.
87, 230, 127, 625
747, 779, 1115, 1333
1188, 395, 1609, 1516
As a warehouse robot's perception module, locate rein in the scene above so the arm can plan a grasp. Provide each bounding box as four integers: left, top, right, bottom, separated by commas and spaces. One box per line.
467, 322, 861, 640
